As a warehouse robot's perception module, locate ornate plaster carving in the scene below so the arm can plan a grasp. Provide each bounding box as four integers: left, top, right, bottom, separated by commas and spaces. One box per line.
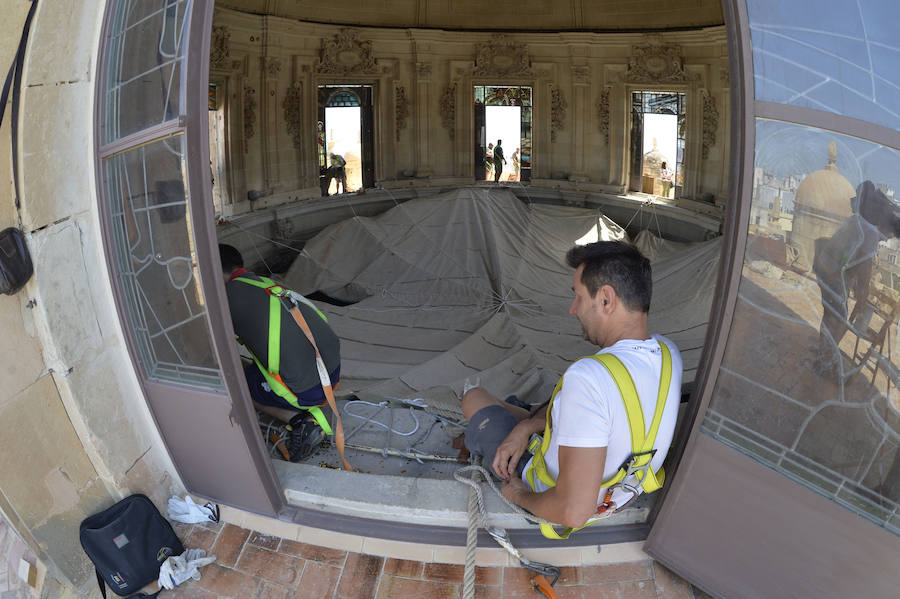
211, 26, 230, 69
416, 62, 432, 78
439, 82, 457, 139
702, 90, 719, 160
626, 41, 687, 83
550, 85, 567, 142
263, 57, 281, 78
473, 35, 532, 77
572, 65, 590, 84
243, 86, 257, 142
282, 82, 303, 149
720, 67, 730, 85
597, 87, 610, 140
315, 29, 378, 75
395, 84, 410, 141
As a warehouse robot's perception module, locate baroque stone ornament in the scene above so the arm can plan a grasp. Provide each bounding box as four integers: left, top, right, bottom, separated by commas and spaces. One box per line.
626, 42, 687, 83
439, 82, 457, 139
263, 57, 281, 78
597, 88, 610, 140
243, 86, 257, 142
550, 85, 567, 142
416, 62, 432, 78
702, 90, 719, 160
210, 26, 230, 69
316, 29, 378, 75
572, 65, 590, 84
473, 35, 532, 77
282, 82, 303, 149
395, 84, 410, 142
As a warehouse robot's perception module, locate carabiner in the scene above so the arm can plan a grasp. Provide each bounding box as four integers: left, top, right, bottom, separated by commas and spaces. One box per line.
521, 560, 560, 587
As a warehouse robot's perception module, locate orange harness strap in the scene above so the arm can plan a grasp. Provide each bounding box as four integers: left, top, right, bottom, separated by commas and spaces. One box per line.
287, 305, 353, 472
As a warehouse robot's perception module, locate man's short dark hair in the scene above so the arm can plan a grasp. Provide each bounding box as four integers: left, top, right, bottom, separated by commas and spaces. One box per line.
219, 244, 243, 274
565, 241, 652, 312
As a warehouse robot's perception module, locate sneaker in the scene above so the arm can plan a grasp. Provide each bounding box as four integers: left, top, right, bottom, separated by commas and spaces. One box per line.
286, 413, 325, 462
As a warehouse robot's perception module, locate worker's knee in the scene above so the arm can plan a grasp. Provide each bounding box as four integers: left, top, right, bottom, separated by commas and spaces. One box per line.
461, 387, 499, 420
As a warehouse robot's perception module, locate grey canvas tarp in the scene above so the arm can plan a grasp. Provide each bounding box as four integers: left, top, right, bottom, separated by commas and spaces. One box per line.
283, 188, 719, 418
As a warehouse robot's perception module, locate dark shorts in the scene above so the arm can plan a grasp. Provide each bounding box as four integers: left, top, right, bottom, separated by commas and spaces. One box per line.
464, 405, 532, 480
243, 364, 341, 410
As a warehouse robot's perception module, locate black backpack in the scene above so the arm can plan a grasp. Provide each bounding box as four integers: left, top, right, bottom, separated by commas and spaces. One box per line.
79, 494, 184, 598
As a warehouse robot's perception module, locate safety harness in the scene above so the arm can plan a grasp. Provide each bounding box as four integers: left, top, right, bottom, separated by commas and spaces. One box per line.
234, 275, 352, 471
524, 339, 673, 539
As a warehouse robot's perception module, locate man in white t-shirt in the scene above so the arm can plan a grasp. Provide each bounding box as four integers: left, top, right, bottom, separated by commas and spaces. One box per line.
462, 241, 683, 529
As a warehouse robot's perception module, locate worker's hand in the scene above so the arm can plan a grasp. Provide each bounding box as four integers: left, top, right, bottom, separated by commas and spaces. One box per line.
501, 476, 529, 505
492, 422, 530, 480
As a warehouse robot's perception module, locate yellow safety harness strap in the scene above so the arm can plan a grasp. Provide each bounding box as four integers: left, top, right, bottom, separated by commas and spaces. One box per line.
528, 340, 673, 540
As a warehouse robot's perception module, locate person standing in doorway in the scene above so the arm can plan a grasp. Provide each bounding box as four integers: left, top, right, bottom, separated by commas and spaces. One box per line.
660, 161, 674, 198
485, 143, 495, 181
511, 148, 520, 182
493, 139, 507, 182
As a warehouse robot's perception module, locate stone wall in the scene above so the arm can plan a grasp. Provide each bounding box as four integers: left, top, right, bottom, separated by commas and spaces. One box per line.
211, 10, 730, 216
0, 1, 184, 590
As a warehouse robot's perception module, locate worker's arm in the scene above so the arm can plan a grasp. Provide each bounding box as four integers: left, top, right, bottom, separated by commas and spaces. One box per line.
492, 405, 548, 480
501, 445, 607, 529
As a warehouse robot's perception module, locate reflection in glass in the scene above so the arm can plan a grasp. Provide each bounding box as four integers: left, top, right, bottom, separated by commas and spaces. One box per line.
748, 0, 900, 131
104, 135, 222, 387
704, 120, 900, 534
104, 0, 188, 143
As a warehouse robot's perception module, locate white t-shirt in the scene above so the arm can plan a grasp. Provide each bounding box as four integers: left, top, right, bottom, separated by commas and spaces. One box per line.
523, 335, 682, 509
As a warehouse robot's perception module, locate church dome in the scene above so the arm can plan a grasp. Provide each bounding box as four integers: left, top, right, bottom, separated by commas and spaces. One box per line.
789, 142, 856, 271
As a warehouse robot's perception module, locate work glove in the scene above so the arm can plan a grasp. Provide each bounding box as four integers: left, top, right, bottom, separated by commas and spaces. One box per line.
167, 495, 220, 524
158, 549, 216, 590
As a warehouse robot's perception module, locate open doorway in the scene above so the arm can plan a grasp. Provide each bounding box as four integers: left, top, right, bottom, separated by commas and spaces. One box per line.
317, 85, 375, 195
474, 86, 532, 182
629, 91, 685, 198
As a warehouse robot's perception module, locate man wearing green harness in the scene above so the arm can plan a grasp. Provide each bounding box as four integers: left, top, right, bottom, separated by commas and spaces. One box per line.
462, 241, 683, 534
219, 244, 342, 462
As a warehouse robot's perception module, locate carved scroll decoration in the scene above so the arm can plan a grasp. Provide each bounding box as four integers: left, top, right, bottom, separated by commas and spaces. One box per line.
211, 26, 230, 69
439, 82, 457, 139
395, 84, 410, 142
282, 82, 303, 149
243, 86, 257, 143
626, 41, 687, 83
550, 85, 567, 142
597, 88, 610, 140
473, 35, 532, 77
263, 57, 282, 78
417, 62, 432, 78
702, 90, 719, 160
316, 29, 378, 75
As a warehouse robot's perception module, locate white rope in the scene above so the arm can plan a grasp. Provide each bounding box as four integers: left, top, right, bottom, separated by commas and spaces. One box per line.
453, 465, 553, 526
342, 400, 421, 437
462, 470, 480, 599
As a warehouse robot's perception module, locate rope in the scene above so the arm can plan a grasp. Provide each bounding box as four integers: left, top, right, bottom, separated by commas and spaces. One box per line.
462, 469, 480, 599
453, 464, 554, 526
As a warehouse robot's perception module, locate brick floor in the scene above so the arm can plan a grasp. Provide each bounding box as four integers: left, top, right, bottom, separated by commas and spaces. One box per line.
164, 522, 709, 598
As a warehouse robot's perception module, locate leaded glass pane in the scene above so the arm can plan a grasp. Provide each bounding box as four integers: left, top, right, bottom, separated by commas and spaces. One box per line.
104, 135, 222, 387
748, 0, 900, 132
104, 0, 189, 143
704, 119, 900, 534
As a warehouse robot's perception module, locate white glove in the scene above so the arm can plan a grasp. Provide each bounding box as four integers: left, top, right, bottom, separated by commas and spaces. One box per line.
167, 495, 219, 524
158, 549, 216, 590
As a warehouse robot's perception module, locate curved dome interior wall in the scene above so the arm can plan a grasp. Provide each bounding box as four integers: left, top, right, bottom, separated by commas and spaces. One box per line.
216, 0, 725, 31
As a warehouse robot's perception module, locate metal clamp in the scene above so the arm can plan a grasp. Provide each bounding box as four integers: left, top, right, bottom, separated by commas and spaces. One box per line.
487, 527, 560, 587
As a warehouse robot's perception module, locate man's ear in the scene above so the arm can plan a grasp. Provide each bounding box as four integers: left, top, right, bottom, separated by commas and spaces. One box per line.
596, 285, 616, 312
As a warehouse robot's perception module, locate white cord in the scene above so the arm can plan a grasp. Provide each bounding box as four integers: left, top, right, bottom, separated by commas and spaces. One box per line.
342, 400, 421, 436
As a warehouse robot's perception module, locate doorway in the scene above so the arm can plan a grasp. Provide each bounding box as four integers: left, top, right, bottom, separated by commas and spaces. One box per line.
629, 91, 686, 198
474, 86, 532, 182
317, 85, 375, 195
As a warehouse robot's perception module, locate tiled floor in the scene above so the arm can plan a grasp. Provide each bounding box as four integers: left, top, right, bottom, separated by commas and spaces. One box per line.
163, 519, 707, 599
